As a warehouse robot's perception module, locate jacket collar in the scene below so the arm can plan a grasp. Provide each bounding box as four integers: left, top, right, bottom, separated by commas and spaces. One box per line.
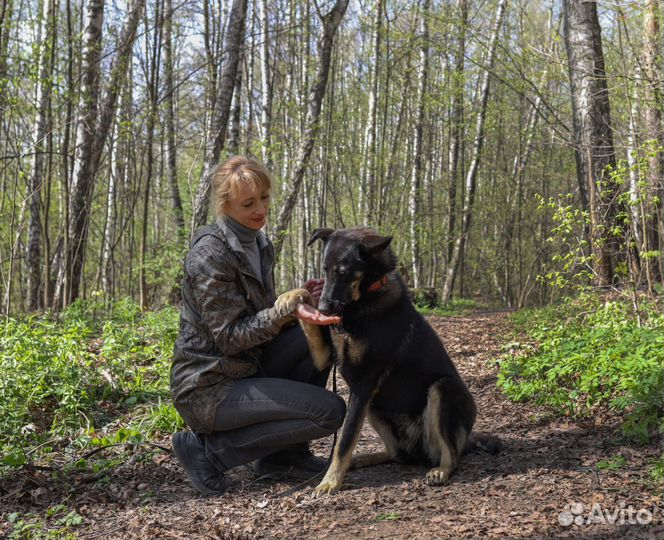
215, 217, 269, 254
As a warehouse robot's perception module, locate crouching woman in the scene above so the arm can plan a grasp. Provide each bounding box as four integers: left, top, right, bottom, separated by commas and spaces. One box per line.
170, 155, 344, 494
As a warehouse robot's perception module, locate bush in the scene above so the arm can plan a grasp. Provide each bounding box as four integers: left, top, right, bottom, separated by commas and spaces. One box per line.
497, 293, 663, 442
0, 299, 180, 472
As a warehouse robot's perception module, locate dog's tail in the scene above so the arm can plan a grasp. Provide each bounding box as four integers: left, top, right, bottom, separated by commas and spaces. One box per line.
464, 432, 502, 455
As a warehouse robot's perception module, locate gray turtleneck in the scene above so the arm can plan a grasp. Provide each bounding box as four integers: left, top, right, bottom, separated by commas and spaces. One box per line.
223, 216, 264, 285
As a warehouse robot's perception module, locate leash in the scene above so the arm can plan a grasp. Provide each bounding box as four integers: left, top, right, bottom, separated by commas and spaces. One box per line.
273, 363, 339, 498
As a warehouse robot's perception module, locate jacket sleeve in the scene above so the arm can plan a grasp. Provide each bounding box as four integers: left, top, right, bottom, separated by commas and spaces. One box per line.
186, 241, 293, 356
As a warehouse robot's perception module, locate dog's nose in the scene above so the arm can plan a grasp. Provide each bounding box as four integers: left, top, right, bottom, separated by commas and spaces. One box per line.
319, 298, 342, 315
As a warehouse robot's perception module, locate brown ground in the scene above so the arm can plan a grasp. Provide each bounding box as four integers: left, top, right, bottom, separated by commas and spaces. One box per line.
1, 312, 662, 539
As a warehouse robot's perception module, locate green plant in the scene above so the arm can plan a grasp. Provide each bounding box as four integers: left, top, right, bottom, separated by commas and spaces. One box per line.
497, 294, 663, 442
0, 300, 180, 475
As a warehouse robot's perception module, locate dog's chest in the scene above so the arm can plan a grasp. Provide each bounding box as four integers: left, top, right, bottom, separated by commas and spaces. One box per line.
330, 328, 367, 367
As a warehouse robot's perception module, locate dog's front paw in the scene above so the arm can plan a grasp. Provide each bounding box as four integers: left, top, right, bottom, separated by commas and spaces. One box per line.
425, 466, 452, 486
311, 477, 342, 497
274, 288, 314, 317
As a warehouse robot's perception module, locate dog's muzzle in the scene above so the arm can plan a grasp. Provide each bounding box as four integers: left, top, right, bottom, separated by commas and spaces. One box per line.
318, 298, 345, 316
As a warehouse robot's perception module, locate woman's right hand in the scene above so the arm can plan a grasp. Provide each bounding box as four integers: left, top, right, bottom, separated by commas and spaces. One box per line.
293, 303, 341, 325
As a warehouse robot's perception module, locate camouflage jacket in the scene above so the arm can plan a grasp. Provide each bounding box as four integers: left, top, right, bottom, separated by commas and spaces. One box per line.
170, 218, 293, 432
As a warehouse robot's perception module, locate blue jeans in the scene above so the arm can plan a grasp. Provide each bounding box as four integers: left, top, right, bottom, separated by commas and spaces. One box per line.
203, 325, 346, 471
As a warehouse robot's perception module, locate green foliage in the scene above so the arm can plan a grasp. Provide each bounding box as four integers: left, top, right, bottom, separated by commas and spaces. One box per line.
497, 294, 663, 443
417, 298, 481, 317
536, 194, 594, 291
0, 299, 179, 474
596, 455, 627, 471
7, 505, 83, 540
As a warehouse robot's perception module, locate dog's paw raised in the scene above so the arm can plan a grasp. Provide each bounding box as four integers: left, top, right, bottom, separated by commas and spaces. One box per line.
425, 467, 452, 486
311, 478, 342, 498
275, 288, 314, 317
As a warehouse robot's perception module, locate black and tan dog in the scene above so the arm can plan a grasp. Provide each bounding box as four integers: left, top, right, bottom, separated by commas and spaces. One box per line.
298, 227, 496, 497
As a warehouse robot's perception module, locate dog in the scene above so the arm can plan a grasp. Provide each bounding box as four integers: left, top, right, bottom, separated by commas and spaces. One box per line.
297, 227, 497, 497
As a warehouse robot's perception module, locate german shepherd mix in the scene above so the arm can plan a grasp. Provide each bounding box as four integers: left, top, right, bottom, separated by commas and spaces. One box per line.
298, 227, 495, 497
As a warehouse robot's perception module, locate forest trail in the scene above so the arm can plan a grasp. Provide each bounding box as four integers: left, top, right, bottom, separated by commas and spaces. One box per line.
2, 312, 662, 539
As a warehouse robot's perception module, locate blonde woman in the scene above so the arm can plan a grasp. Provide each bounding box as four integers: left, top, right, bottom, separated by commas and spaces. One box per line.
170, 156, 344, 494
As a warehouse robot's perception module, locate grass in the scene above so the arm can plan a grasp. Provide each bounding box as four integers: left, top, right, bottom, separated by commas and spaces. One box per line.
0, 297, 183, 475
497, 292, 664, 443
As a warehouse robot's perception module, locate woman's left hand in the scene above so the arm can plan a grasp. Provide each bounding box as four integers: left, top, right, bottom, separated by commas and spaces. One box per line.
302, 278, 325, 307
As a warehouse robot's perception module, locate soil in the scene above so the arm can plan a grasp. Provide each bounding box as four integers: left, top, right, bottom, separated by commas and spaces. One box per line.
1, 312, 662, 539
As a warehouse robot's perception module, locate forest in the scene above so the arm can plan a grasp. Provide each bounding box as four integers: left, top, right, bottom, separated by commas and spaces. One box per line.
0, 0, 661, 311
0, 0, 663, 538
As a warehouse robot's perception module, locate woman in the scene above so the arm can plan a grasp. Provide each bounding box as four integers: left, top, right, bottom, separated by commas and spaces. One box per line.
170, 155, 345, 494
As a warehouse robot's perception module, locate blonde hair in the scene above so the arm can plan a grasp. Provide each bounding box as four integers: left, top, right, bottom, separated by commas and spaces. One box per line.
212, 155, 273, 217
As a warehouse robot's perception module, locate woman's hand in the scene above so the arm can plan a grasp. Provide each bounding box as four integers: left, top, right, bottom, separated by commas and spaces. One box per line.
302, 278, 325, 307
294, 303, 341, 325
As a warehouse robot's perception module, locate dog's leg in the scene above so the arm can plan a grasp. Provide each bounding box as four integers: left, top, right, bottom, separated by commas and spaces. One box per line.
423, 381, 471, 486
312, 392, 368, 497
299, 321, 332, 371
351, 451, 391, 469
351, 410, 399, 469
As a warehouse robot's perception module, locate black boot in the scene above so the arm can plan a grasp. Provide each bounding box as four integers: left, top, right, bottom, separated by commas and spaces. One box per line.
172, 431, 230, 495
251, 444, 328, 480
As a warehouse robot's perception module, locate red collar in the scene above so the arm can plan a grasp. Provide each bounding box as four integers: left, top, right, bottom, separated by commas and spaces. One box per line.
368, 275, 388, 292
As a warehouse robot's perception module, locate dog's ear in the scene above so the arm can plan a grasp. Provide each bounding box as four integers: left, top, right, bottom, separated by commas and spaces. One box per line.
360, 234, 392, 255
307, 228, 335, 246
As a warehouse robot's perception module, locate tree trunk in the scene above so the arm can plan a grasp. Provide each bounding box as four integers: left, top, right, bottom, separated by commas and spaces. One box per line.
139, 0, 161, 310
409, 0, 430, 289
562, 0, 620, 287
0, 0, 13, 134
55, 0, 145, 307
447, 0, 467, 267
361, 0, 383, 225
55, 0, 104, 308
272, 0, 349, 259
27, 0, 57, 311
441, 0, 506, 303
163, 0, 185, 245
258, 0, 272, 169
191, 0, 248, 231
641, 0, 663, 287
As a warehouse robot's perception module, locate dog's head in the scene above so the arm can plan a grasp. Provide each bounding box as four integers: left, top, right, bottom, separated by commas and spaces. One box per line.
308, 227, 396, 315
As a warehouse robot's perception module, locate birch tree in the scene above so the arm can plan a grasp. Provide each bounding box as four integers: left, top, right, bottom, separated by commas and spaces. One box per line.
55, 0, 145, 307
409, 0, 429, 288
27, 0, 57, 310
191, 0, 248, 231
442, 0, 507, 303
562, 0, 620, 287
272, 0, 349, 258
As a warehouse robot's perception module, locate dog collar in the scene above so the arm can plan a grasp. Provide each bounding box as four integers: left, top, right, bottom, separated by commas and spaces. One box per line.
368, 275, 388, 292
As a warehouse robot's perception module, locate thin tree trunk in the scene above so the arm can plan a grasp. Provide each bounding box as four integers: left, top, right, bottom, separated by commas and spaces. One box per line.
447, 0, 467, 268
409, 0, 429, 289
442, 0, 506, 303
163, 0, 185, 245
258, 0, 272, 168
191, 0, 248, 231
642, 0, 663, 287
227, 48, 243, 154
361, 0, 383, 225
272, 0, 349, 258
27, 0, 57, 311
0, 0, 13, 135
140, 0, 161, 310
55, 0, 145, 307
563, 0, 620, 287
55, 0, 104, 308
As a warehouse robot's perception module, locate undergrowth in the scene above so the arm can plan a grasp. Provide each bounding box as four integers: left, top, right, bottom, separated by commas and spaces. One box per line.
0, 298, 183, 474
497, 293, 663, 443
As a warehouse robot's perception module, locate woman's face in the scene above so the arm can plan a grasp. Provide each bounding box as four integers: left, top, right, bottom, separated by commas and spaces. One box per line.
223, 181, 270, 230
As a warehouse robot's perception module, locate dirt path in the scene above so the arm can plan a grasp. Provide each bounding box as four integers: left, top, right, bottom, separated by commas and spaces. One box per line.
2, 312, 662, 539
